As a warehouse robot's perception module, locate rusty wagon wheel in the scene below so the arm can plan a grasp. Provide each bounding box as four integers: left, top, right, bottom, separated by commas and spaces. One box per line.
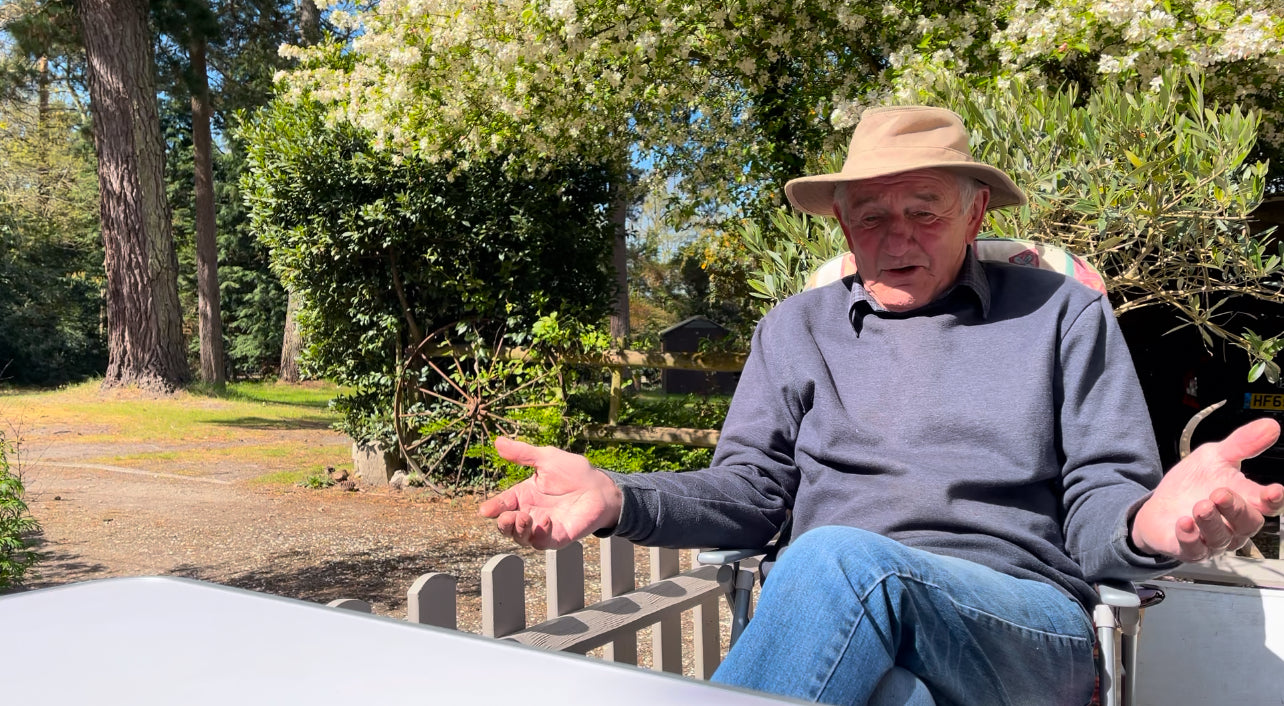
393, 323, 563, 491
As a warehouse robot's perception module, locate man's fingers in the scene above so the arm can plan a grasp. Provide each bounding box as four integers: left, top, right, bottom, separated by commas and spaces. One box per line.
1211, 488, 1264, 539
495, 436, 540, 466
478, 488, 519, 518
527, 513, 557, 550
1258, 483, 1284, 516
496, 511, 534, 547
1191, 499, 1233, 552
1213, 418, 1281, 465
1174, 515, 1209, 562
1226, 475, 1284, 516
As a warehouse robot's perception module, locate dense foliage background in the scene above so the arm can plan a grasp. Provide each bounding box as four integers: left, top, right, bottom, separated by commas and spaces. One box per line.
239, 98, 617, 444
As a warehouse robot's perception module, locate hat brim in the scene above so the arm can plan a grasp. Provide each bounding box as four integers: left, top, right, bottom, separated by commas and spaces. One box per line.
784, 163, 1027, 218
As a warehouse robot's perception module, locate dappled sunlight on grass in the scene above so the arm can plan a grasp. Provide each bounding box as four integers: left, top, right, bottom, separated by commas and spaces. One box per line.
1, 380, 356, 483
1, 380, 349, 445
188, 381, 350, 409
81, 442, 349, 474
247, 469, 317, 487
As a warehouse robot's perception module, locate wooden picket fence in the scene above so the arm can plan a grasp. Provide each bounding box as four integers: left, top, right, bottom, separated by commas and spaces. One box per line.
326, 535, 758, 679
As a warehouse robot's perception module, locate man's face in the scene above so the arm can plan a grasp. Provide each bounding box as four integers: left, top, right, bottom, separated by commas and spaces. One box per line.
835, 169, 989, 312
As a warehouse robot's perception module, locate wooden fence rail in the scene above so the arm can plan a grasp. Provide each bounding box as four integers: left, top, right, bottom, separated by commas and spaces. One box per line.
328, 536, 757, 679
426, 344, 742, 445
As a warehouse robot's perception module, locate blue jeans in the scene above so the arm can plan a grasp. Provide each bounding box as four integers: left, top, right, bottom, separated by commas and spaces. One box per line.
711, 526, 1095, 706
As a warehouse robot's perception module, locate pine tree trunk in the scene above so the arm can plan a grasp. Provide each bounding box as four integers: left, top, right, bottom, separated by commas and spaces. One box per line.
279, 293, 302, 383
77, 0, 189, 392
608, 175, 629, 342
190, 33, 225, 387
36, 56, 50, 213
298, 0, 320, 44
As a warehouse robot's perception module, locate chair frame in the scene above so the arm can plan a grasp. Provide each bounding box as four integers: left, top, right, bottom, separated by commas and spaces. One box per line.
696, 549, 1164, 706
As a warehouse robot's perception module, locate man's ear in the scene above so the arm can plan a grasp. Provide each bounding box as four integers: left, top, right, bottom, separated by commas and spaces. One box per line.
964, 187, 991, 244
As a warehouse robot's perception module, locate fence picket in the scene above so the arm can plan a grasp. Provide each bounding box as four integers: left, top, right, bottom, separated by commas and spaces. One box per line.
326, 598, 371, 613
482, 554, 526, 638
690, 549, 722, 678
650, 547, 682, 673
601, 535, 638, 664
547, 542, 585, 620
407, 572, 457, 629
334, 540, 742, 682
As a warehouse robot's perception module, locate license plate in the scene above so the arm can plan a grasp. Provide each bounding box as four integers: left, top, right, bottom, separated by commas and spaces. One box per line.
1245, 392, 1284, 411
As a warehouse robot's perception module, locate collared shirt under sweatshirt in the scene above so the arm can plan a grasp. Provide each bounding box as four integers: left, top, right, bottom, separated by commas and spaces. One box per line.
603, 251, 1178, 611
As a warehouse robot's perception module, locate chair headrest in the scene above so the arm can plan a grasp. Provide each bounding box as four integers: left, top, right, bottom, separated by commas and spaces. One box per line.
803, 238, 1107, 295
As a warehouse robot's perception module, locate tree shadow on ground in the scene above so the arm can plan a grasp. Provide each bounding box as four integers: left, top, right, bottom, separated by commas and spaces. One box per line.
206, 416, 335, 431
5, 535, 111, 594
169, 540, 531, 610
188, 386, 336, 411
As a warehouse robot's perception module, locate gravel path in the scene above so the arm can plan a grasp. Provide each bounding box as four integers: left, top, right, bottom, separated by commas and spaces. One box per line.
11, 440, 713, 667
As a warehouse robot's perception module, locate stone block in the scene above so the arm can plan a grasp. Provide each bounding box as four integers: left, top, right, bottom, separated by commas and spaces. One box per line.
352, 442, 405, 485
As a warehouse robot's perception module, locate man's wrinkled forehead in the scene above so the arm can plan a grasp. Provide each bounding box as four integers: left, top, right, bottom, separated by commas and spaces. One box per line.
842, 169, 959, 203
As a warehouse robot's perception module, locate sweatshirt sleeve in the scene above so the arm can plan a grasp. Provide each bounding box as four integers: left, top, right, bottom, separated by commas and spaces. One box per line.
1057, 295, 1181, 582
600, 312, 805, 549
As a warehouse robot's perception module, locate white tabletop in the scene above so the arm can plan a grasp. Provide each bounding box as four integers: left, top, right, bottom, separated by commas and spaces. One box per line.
0, 576, 795, 705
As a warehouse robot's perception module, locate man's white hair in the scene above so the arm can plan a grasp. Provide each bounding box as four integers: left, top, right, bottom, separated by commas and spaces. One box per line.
832, 172, 984, 222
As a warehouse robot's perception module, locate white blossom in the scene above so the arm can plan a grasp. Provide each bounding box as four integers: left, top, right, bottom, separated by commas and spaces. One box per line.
547, 0, 577, 22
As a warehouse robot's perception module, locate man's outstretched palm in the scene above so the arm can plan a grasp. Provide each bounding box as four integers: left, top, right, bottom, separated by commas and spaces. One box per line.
1132, 418, 1284, 561
478, 437, 622, 550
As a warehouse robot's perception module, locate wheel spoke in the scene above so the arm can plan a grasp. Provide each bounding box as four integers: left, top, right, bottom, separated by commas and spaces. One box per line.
487, 370, 554, 405
413, 385, 470, 410
423, 357, 471, 400
453, 417, 480, 488
500, 402, 560, 411
482, 410, 523, 435
421, 428, 469, 477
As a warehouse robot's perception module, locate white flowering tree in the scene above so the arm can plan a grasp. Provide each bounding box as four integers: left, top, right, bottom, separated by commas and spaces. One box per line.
272, 0, 1284, 380
279, 0, 1284, 217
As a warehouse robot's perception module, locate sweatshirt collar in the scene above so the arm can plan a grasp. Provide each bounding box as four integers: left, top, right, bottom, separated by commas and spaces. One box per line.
848, 246, 991, 325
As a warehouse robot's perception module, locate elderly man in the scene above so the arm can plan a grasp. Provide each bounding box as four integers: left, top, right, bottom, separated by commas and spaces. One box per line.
479, 106, 1284, 705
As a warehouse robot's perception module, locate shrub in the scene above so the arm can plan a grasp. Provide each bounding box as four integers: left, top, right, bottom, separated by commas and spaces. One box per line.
0, 213, 106, 386
239, 99, 616, 450
0, 429, 39, 589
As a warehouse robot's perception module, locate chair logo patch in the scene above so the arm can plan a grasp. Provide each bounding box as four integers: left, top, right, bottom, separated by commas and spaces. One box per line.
1009, 250, 1040, 267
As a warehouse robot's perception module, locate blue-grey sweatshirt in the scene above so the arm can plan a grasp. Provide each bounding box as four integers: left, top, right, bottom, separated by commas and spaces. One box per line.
604, 253, 1179, 610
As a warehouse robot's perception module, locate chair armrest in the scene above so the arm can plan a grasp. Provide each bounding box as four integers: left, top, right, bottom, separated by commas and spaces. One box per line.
1096, 581, 1142, 609
696, 548, 768, 565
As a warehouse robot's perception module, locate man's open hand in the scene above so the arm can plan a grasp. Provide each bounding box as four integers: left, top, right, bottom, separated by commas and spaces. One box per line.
477, 437, 623, 550
1132, 418, 1284, 561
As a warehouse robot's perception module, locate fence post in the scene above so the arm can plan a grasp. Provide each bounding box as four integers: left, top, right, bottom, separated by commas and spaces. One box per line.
650, 547, 682, 673
482, 554, 526, 638
407, 572, 457, 630
601, 535, 637, 664
691, 548, 721, 679
547, 542, 586, 621
609, 368, 623, 425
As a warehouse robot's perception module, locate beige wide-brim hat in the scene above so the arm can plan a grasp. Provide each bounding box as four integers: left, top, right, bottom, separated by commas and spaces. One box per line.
784, 106, 1027, 218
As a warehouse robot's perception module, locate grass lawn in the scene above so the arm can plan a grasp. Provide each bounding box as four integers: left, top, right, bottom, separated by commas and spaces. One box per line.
0, 380, 354, 483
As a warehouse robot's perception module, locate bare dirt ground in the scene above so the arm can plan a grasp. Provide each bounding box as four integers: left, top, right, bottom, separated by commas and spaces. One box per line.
3, 386, 724, 676
12, 423, 576, 635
